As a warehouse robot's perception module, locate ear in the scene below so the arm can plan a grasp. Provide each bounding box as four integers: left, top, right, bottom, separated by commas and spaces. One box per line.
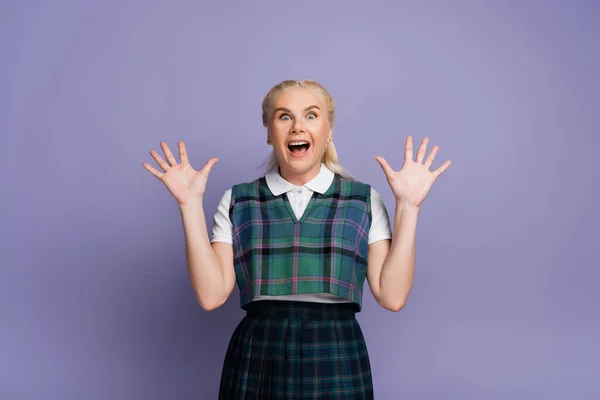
327, 127, 333, 143
266, 127, 272, 145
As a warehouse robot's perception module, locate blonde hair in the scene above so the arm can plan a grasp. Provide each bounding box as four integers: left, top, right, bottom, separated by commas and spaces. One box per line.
261, 79, 353, 179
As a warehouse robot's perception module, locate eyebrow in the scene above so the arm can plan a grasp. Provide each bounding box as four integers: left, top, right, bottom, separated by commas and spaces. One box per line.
274, 105, 321, 113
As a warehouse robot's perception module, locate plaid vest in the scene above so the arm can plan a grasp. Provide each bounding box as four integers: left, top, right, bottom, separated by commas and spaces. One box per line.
229, 174, 372, 310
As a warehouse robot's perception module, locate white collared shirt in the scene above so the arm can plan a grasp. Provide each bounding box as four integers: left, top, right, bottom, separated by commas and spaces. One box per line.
211, 164, 392, 245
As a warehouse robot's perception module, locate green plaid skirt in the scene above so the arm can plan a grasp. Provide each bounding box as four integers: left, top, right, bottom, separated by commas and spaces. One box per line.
218, 300, 374, 399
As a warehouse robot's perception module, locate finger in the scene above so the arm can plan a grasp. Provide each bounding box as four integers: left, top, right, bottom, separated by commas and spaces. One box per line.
405, 136, 413, 161
200, 158, 219, 176
416, 137, 428, 163
432, 160, 452, 178
178, 140, 189, 165
150, 149, 171, 172
160, 142, 179, 166
424, 145, 439, 168
142, 162, 164, 179
374, 156, 394, 177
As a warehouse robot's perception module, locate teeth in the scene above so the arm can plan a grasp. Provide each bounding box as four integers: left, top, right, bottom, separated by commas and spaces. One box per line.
289, 141, 309, 146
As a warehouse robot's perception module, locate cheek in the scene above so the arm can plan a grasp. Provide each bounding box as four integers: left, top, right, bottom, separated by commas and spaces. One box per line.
312, 122, 330, 141
268, 125, 287, 144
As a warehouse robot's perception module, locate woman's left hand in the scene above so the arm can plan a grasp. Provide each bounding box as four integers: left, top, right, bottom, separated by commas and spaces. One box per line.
375, 136, 451, 208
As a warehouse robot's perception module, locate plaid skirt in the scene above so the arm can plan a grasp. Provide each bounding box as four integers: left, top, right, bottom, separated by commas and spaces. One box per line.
218, 300, 374, 399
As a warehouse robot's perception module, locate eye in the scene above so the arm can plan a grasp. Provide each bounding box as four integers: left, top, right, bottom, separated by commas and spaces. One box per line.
279, 114, 291, 121
307, 113, 317, 120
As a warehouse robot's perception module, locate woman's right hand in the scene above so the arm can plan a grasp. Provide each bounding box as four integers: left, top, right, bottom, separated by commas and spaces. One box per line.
142, 140, 218, 206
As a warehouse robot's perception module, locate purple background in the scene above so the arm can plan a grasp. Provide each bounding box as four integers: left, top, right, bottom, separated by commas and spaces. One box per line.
2, 1, 599, 398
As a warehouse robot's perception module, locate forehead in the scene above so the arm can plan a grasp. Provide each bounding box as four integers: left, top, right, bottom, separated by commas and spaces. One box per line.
272, 88, 325, 109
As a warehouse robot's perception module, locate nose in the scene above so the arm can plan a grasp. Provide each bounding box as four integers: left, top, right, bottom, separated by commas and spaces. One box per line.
291, 118, 305, 134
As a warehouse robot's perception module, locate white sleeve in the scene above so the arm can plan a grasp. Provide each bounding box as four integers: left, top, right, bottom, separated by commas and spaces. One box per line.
368, 187, 392, 244
210, 189, 233, 244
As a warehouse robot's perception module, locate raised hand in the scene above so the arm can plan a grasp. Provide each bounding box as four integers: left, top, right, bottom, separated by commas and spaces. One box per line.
374, 136, 451, 208
142, 140, 218, 205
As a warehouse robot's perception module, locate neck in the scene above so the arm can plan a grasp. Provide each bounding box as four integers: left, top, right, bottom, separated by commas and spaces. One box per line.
279, 163, 322, 186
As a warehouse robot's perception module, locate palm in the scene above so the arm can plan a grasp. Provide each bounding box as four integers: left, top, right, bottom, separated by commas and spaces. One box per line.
375, 136, 451, 208
143, 141, 218, 205
390, 161, 436, 206
162, 163, 207, 204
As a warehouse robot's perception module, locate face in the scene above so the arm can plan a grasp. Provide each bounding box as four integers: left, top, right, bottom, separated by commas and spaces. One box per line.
267, 88, 332, 181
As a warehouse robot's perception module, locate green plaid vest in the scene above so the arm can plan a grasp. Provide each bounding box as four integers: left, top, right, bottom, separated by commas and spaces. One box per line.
229, 174, 372, 310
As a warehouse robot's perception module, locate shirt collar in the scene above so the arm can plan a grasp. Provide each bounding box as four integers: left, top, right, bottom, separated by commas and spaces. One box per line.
265, 164, 334, 196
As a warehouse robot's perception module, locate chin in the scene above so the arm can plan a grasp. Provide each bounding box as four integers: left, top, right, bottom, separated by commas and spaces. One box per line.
284, 161, 323, 179
279, 156, 314, 171
288, 163, 316, 173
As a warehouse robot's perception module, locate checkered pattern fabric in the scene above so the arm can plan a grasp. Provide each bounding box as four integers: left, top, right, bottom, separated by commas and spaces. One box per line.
218, 300, 374, 399
229, 174, 372, 310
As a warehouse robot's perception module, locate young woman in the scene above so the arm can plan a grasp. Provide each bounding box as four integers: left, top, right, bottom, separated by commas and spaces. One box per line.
143, 80, 451, 399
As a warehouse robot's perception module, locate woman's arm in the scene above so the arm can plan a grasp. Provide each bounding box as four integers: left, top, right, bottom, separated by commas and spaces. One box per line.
368, 136, 450, 311
367, 200, 419, 312
179, 201, 236, 311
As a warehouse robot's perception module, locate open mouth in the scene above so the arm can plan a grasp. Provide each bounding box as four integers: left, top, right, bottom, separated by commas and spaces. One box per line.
287, 141, 311, 156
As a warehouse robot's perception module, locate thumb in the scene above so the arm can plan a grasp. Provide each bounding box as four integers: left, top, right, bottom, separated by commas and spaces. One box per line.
374, 156, 394, 177
200, 158, 219, 176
